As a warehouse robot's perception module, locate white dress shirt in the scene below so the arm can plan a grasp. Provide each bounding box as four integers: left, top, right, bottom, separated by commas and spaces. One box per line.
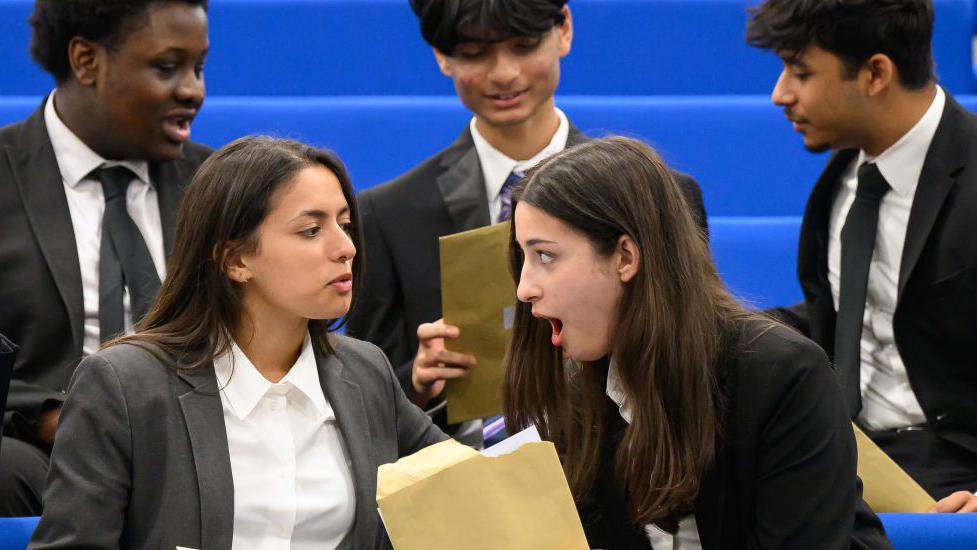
606, 361, 702, 550
470, 107, 570, 222
827, 86, 946, 430
214, 333, 355, 550
44, 92, 163, 356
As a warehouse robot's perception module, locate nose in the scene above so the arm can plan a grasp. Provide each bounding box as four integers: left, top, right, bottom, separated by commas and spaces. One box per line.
487, 50, 520, 87
331, 225, 357, 264
515, 263, 540, 303
771, 69, 793, 107
176, 67, 205, 106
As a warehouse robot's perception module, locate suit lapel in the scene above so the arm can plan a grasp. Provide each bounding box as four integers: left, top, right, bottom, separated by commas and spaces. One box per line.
177, 366, 235, 550
436, 129, 491, 232
4, 100, 85, 352
150, 154, 195, 256
898, 96, 966, 294
315, 346, 377, 550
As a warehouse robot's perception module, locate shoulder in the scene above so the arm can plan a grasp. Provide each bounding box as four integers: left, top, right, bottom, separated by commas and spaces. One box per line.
729, 319, 832, 392
330, 334, 390, 372
180, 140, 213, 167
0, 116, 31, 149
74, 342, 174, 388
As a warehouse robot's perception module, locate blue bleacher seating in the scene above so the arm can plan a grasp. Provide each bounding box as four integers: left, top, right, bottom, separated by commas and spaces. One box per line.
0, 0, 974, 96
880, 513, 977, 549
0, 516, 38, 550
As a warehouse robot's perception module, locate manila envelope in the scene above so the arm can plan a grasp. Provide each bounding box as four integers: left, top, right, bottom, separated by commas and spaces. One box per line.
854, 423, 935, 512
376, 438, 589, 550
439, 222, 516, 424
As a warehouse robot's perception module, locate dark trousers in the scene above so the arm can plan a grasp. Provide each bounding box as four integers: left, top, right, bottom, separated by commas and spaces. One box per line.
862, 424, 977, 499
0, 436, 47, 516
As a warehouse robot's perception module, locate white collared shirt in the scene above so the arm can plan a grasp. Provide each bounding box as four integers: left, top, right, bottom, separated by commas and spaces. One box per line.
827, 86, 946, 430
214, 334, 355, 550
44, 91, 162, 356
470, 107, 571, 222
606, 361, 702, 550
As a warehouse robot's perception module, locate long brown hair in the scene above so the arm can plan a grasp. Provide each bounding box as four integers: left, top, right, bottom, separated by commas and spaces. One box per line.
110, 135, 362, 368
503, 136, 758, 526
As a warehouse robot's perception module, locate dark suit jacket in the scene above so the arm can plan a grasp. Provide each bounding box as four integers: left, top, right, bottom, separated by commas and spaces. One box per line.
0, 100, 212, 443
29, 335, 447, 550
774, 94, 977, 457
346, 124, 708, 397
580, 321, 889, 550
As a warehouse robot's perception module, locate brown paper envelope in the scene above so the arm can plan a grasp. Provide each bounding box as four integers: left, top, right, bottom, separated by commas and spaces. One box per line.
377, 439, 589, 550
439, 222, 516, 424
854, 423, 936, 512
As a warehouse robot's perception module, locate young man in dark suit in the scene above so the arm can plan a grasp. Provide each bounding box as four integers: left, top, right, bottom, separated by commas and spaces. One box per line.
0, 0, 211, 516
346, 0, 708, 440
749, 0, 977, 511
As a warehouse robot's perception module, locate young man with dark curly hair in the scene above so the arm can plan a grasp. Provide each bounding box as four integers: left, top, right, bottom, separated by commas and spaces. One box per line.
345, 0, 707, 443
0, 0, 210, 516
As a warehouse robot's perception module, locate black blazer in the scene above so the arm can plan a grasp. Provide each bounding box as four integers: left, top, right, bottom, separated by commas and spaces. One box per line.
346, 124, 708, 395
29, 335, 447, 550
776, 94, 977, 457
580, 322, 888, 550
0, 100, 211, 442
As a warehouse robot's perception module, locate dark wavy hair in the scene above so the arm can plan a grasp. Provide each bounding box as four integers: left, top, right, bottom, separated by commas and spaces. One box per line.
504, 136, 767, 527
111, 136, 362, 369
410, 0, 568, 55
746, 0, 934, 90
29, 0, 209, 82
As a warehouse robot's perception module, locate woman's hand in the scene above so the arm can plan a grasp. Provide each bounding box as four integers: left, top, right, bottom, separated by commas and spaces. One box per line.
410, 319, 476, 408
929, 491, 977, 513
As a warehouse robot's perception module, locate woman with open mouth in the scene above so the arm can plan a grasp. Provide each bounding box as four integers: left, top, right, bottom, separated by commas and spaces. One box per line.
503, 136, 888, 549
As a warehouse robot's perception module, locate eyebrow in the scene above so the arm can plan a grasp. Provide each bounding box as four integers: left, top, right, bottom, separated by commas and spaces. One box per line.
525, 238, 557, 246
292, 206, 350, 221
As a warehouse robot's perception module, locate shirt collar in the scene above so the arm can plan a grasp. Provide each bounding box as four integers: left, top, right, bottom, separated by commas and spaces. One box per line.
44, 91, 151, 188
213, 332, 334, 423
605, 359, 633, 425
471, 107, 570, 202
857, 85, 945, 198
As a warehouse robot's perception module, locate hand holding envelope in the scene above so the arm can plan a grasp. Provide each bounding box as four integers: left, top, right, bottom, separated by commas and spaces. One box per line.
376, 427, 589, 550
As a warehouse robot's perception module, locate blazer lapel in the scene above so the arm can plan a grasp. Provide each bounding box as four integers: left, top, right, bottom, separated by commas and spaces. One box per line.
150, 154, 196, 256
315, 347, 378, 550
898, 96, 966, 294
3, 100, 85, 352
177, 366, 235, 550
436, 129, 491, 232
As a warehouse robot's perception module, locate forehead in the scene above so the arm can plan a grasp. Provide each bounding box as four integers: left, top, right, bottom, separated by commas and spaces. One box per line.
780, 45, 844, 70
113, 3, 208, 53
514, 202, 574, 242
269, 165, 348, 216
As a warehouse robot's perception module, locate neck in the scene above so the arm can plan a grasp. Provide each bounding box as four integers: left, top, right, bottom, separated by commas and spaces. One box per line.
474, 101, 561, 160
53, 83, 122, 160
861, 83, 938, 157
232, 306, 307, 383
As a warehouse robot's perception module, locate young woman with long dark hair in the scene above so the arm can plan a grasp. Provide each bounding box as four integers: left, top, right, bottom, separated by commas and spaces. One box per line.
31, 136, 446, 550
504, 136, 886, 549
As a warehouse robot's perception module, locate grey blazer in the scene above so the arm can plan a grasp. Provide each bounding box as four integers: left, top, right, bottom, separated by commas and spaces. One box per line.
29, 334, 448, 550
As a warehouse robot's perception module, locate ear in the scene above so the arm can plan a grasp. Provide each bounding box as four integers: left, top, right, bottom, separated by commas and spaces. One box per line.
615, 235, 640, 283
862, 53, 896, 97
220, 242, 253, 284
67, 37, 101, 86
556, 6, 573, 58
433, 47, 453, 77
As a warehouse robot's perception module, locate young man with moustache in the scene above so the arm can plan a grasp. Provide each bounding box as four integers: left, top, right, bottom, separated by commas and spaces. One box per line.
0, 0, 211, 515
749, 0, 977, 512
345, 0, 709, 440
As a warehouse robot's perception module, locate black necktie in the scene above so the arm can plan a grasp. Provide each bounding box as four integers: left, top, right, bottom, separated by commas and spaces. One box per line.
97, 165, 161, 342
497, 171, 523, 223
835, 162, 890, 418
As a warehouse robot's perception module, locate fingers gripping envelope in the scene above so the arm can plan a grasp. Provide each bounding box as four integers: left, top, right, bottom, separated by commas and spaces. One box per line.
439, 221, 516, 424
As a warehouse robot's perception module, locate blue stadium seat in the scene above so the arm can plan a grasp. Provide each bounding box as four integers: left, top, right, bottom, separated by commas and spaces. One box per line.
879, 513, 977, 549
0, 516, 38, 550
0, 0, 973, 95
710, 217, 801, 308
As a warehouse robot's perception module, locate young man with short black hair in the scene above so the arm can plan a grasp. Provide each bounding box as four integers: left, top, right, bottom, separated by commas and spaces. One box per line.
0, 0, 211, 515
346, 0, 706, 441
749, 0, 977, 511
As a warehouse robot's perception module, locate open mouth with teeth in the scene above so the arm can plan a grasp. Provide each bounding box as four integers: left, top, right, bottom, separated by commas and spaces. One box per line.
162, 116, 192, 144
486, 90, 526, 106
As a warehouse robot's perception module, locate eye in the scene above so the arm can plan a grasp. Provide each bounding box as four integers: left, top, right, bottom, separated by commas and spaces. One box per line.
454, 45, 486, 59
152, 62, 178, 75
339, 222, 353, 235
194, 62, 205, 78
538, 251, 555, 265
300, 226, 321, 238
514, 37, 542, 52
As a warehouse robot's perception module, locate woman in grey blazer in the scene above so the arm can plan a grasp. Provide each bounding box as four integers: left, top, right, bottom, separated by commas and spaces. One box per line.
30, 136, 447, 549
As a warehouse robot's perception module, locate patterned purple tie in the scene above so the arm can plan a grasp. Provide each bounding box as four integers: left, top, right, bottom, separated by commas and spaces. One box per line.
496, 171, 523, 223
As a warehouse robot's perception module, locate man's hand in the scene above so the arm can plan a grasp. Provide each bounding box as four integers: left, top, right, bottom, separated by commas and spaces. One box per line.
37, 405, 61, 447
929, 491, 977, 513
410, 319, 476, 408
